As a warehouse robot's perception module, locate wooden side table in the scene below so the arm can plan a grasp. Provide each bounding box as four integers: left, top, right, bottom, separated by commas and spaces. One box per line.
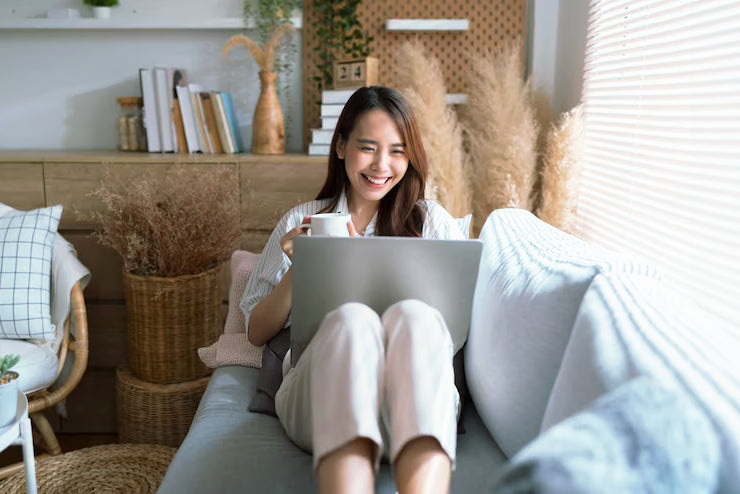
0, 390, 37, 494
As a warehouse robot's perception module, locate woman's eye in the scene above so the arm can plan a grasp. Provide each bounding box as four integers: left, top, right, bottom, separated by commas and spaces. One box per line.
360, 146, 375, 152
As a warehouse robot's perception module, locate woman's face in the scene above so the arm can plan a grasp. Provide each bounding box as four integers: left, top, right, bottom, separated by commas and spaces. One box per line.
337, 109, 409, 208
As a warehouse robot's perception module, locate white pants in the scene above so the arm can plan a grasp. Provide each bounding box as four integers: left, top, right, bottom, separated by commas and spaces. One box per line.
275, 299, 459, 471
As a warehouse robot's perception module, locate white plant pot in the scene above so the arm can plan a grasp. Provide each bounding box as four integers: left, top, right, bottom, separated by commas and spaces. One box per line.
92, 7, 112, 19
0, 372, 19, 427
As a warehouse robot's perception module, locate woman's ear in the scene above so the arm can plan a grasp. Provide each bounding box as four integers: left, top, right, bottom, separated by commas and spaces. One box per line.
336, 135, 345, 160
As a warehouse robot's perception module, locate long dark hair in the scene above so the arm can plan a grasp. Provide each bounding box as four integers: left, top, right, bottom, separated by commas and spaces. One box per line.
316, 86, 428, 237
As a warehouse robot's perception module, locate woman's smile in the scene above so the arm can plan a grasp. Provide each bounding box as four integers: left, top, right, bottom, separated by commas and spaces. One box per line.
362, 174, 392, 186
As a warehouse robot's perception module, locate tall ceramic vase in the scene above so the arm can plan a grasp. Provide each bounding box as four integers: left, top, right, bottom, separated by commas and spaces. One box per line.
252, 71, 285, 154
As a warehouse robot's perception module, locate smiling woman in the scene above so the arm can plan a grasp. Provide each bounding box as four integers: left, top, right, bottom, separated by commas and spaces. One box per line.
239, 86, 467, 493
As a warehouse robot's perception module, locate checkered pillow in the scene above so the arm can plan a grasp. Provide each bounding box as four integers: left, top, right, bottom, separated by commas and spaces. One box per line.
0, 204, 62, 340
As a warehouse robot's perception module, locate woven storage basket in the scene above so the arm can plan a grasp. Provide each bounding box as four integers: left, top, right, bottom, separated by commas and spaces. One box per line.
117, 368, 209, 448
123, 264, 222, 384
0, 443, 176, 493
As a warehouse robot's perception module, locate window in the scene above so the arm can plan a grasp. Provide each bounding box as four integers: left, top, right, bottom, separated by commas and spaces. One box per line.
577, 0, 740, 328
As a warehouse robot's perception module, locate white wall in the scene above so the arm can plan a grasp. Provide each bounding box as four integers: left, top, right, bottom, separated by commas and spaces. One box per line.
0, 0, 304, 152
528, 0, 589, 115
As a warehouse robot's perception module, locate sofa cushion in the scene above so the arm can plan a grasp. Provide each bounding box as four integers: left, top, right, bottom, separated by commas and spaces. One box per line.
542, 272, 740, 493
491, 376, 720, 494
159, 366, 507, 493
0, 338, 58, 394
465, 208, 659, 458
0, 204, 62, 340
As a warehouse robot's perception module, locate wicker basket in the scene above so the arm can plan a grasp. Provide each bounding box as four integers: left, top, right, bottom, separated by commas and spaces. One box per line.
116, 368, 209, 448
123, 264, 223, 384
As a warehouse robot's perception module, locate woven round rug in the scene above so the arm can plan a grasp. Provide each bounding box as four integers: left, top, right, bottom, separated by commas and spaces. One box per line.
0, 443, 177, 493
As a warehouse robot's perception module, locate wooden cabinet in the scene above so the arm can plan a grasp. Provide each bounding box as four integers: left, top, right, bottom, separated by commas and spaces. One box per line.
0, 151, 326, 434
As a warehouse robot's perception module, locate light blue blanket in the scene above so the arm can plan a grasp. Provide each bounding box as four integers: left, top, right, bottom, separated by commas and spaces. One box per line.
490, 377, 720, 494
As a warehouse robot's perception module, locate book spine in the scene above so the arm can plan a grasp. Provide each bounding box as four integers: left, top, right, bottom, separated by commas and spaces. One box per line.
321, 89, 356, 104
153, 67, 174, 152
320, 104, 344, 117
321, 116, 338, 130
139, 68, 161, 152
172, 99, 188, 154
188, 84, 212, 154
311, 128, 334, 145
175, 85, 200, 153
308, 143, 330, 156
200, 93, 223, 154
212, 92, 235, 154
221, 92, 244, 153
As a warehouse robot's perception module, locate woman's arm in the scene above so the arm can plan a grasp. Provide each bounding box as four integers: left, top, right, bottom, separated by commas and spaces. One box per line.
247, 268, 293, 346
246, 220, 310, 347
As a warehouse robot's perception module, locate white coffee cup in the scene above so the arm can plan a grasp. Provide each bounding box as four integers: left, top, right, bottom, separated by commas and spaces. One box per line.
310, 213, 351, 236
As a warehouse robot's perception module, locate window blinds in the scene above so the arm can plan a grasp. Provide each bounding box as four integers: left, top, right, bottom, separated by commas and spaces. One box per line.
576, 0, 740, 328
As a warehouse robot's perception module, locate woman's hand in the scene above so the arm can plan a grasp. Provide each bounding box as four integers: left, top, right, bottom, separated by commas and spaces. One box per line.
281, 216, 311, 260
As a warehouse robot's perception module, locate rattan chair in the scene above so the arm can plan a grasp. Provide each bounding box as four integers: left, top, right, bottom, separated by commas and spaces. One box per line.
0, 281, 89, 480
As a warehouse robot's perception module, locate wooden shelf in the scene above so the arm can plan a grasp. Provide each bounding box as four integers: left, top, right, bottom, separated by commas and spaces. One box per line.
385, 19, 470, 31
0, 14, 302, 30
0, 150, 322, 164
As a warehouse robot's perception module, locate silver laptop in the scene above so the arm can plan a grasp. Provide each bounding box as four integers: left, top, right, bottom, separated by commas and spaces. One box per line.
290, 236, 483, 366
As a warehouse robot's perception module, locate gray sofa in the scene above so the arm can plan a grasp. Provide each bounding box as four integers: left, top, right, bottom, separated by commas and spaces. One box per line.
159, 209, 739, 493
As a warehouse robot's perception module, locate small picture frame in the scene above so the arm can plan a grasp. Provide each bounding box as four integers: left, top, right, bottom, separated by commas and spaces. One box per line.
333, 57, 379, 89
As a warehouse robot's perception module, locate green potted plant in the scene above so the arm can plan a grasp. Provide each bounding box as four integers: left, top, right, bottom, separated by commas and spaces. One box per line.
313, 0, 374, 94
83, 0, 119, 19
0, 354, 21, 427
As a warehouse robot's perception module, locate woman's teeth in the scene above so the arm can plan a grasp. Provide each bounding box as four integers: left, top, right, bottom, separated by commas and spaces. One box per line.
363, 174, 389, 185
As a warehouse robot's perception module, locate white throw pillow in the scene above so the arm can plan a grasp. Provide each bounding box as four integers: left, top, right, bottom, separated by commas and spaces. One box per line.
542, 272, 740, 493
0, 204, 62, 340
466, 208, 660, 458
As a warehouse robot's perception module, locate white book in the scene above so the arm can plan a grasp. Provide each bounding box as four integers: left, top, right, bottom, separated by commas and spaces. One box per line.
139, 68, 161, 152
308, 143, 330, 156
311, 128, 334, 145
321, 116, 338, 130
175, 85, 201, 153
320, 104, 344, 117
153, 67, 175, 152
321, 89, 356, 105
188, 83, 212, 154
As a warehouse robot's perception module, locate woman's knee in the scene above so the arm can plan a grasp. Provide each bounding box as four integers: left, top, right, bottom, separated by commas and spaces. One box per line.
319, 302, 384, 345
382, 300, 452, 350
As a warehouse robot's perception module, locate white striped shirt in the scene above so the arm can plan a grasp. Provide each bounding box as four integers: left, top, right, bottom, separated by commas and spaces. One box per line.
239, 189, 467, 333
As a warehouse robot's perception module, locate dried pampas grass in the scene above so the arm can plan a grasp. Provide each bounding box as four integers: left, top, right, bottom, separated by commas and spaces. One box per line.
395, 40, 472, 218
529, 87, 555, 212
463, 38, 538, 230
223, 24, 294, 73
536, 104, 584, 233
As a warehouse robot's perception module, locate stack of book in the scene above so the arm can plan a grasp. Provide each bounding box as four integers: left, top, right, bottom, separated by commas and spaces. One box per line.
139, 67, 244, 154
308, 89, 356, 156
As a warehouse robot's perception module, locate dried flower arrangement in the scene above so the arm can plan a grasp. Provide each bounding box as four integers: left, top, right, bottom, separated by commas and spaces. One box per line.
223, 23, 295, 74
462, 38, 539, 232
535, 104, 585, 233
395, 40, 472, 219
85, 166, 242, 278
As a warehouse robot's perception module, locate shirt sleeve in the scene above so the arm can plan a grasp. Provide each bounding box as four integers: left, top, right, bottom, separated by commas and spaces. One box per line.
422, 200, 467, 240
239, 201, 322, 336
